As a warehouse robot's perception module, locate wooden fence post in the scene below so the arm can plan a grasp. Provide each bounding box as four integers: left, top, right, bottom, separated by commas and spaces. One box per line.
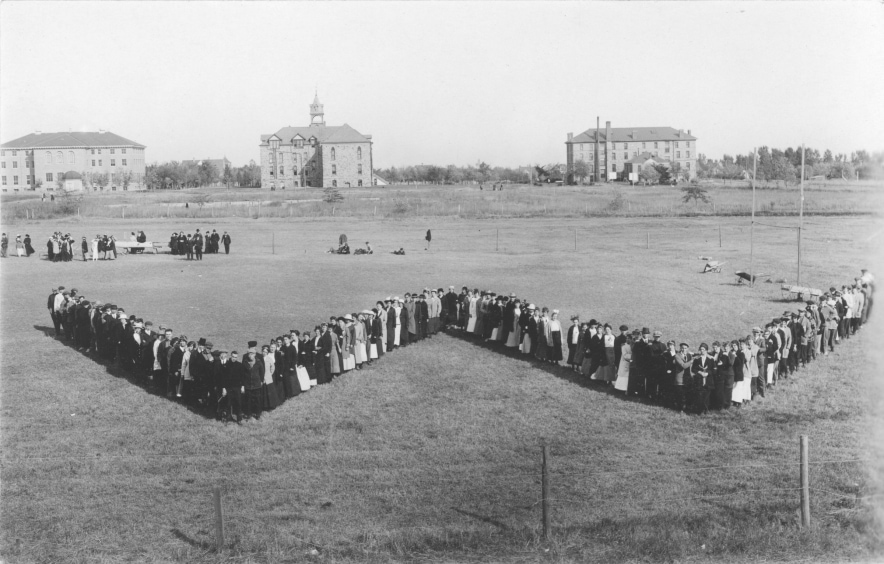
646, 231, 650, 249
800, 435, 810, 528
719, 224, 722, 248
213, 487, 225, 551
541, 445, 551, 541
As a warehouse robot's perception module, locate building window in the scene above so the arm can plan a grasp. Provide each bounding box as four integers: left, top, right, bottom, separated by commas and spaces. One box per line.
122, 148, 127, 154
654, 142, 658, 149
1, 176, 5, 185
358, 164, 363, 175
99, 160, 102, 166
676, 151, 681, 159
642, 142, 646, 149
332, 165, 337, 175
686, 162, 691, 170
91, 149, 95, 155
357, 147, 362, 160
0, 162, 4, 168
92, 160, 96, 166
623, 152, 628, 159
12, 161, 18, 168
13, 176, 18, 185
122, 159, 127, 166
675, 142, 680, 148
611, 164, 616, 172
332, 180, 337, 187
46, 151, 52, 164
665, 147, 670, 153
27, 176, 32, 185
331, 148, 336, 161
46, 173, 53, 182
56, 151, 63, 163
110, 148, 115, 154
686, 151, 690, 158
624, 143, 628, 150
0, 150, 4, 156
279, 165, 284, 176
686, 141, 690, 148
111, 159, 116, 166
611, 153, 616, 160
98, 149, 102, 154
310, 137, 316, 146
358, 180, 363, 186
68, 151, 75, 164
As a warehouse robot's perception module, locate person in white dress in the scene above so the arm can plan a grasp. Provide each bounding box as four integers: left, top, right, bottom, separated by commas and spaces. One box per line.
91, 236, 100, 261
466, 291, 478, 333
505, 301, 522, 347
614, 333, 634, 392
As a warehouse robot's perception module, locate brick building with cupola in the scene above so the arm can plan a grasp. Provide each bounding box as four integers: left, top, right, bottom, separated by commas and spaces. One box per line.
565, 121, 697, 182
259, 95, 374, 189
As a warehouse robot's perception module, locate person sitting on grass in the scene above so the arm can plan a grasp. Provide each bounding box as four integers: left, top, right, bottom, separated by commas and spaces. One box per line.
392, 247, 405, 255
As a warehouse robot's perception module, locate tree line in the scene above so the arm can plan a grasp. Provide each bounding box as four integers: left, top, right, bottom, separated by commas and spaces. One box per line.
144, 160, 262, 189
696, 148, 883, 183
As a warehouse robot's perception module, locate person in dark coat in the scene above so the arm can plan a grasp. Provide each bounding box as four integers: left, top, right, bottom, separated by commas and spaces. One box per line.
222, 232, 231, 254
417, 294, 429, 340
711, 341, 732, 409
614, 325, 629, 369
629, 328, 651, 397
23, 234, 35, 257
691, 344, 715, 414
193, 229, 204, 261
219, 351, 243, 423
313, 325, 333, 384
399, 301, 410, 347
282, 334, 299, 397
242, 342, 265, 419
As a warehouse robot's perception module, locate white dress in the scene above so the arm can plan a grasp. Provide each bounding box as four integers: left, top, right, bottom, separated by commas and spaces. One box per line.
393, 306, 402, 345
506, 307, 521, 347
614, 343, 632, 391
466, 298, 478, 332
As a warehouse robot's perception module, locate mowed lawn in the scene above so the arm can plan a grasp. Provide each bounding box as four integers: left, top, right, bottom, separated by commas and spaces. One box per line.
1, 214, 883, 563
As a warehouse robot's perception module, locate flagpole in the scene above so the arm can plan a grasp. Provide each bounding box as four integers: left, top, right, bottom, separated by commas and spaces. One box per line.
749, 147, 757, 287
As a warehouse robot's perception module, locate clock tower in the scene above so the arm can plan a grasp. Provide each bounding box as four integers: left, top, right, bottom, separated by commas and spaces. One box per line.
310, 93, 325, 126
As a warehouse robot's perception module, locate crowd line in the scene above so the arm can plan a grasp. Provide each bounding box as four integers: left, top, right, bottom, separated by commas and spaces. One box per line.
46, 269, 873, 422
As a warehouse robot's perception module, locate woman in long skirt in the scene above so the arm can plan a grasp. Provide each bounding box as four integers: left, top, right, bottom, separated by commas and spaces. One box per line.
261, 345, 281, 410
566, 316, 581, 369
547, 310, 563, 364
732, 340, 751, 405
466, 291, 478, 333
614, 333, 634, 392
282, 335, 299, 397
521, 304, 536, 354
272, 340, 286, 401
596, 324, 618, 383
535, 308, 549, 361
329, 328, 342, 378
338, 318, 354, 372
14, 236, 24, 257
354, 314, 368, 368
296, 332, 314, 390
505, 301, 522, 347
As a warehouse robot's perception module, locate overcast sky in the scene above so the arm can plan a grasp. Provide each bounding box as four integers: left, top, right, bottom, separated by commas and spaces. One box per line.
1, 2, 882, 168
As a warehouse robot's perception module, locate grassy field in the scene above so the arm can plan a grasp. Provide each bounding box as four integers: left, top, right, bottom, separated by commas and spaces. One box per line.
1, 211, 883, 563
2, 179, 883, 223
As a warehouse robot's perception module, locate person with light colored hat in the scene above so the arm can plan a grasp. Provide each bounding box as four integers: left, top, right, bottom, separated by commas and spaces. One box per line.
386, 297, 402, 351
337, 316, 353, 372
353, 312, 368, 369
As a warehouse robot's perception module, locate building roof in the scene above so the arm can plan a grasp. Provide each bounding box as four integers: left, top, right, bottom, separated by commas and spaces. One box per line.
261, 123, 370, 145
568, 127, 696, 144
63, 171, 82, 180
626, 152, 671, 164
1, 131, 145, 149
181, 158, 231, 170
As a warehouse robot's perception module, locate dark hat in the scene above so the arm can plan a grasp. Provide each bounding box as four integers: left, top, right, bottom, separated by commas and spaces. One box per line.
198, 338, 206, 346
145, 321, 153, 327
641, 327, 650, 335
679, 342, 689, 348
589, 319, 598, 326
699, 342, 709, 350
247, 340, 257, 348
619, 325, 629, 331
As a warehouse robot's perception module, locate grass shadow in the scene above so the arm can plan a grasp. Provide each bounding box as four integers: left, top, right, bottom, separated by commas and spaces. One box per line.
34, 324, 216, 420
451, 507, 511, 531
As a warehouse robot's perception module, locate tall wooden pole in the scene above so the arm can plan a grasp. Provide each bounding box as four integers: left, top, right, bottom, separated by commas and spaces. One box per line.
749, 147, 757, 287
800, 435, 810, 528
541, 445, 551, 541
798, 145, 805, 287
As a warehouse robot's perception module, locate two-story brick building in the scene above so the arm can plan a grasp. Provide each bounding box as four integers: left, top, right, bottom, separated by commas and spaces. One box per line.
259, 95, 373, 189
0, 130, 147, 192
566, 121, 697, 182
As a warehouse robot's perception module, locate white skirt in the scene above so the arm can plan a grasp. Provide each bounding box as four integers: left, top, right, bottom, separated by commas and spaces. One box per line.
614, 368, 629, 391
343, 356, 356, 371
394, 326, 401, 346
370, 343, 378, 359
356, 343, 367, 363
506, 326, 520, 347
521, 334, 532, 354
467, 317, 476, 332
295, 366, 312, 390
489, 328, 498, 341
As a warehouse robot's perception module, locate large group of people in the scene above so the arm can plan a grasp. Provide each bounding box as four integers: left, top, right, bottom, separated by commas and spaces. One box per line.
169, 229, 230, 257
47, 269, 873, 423
447, 270, 874, 414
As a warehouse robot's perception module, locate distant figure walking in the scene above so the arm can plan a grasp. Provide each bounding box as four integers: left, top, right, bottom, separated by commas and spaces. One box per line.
425, 229, 432, 250
222, 232, 231, 254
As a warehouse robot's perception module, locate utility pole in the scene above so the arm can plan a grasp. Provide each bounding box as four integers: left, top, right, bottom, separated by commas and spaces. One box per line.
749, 147, 757, 287
798, 145, 805, 286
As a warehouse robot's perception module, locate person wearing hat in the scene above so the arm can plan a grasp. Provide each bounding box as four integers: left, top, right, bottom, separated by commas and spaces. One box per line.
259, 344, 281, 412
647, 330, 667, 401
820, 296, 839, 354
664, 340, 692, 411
47, 287, 62, 336
416, 293, 429, 341
787, 312, 804, 374
629, 328, 651, 397
428, 290, 442, 336
614, 330, 636, 394
505, 298, 523, 349
353, 313, 368, 369
386, 298, 401, 351
0, 232, 7, 258
581, 320, 602, 379
138, 322, 158, 382
218, 350, 244, 424
368, 309, 384, 362
751, 327, 766, 399
441, 286, 456, 329
241, 341, 265, 419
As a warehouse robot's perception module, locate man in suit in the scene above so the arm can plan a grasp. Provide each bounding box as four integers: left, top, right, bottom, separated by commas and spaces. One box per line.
221, 232, 232, 254
193, 229, 204, 261
691, 344, 715, 414
788, 312, 804, 373
314, 324, 333, 384
630, 328, 651, 397
47, 287, 62, 336
219, 351, 243, 424
417, 293, 429, 340
776, 316, 792, 379
648, 330, 668, 402
613, 325, 629, 371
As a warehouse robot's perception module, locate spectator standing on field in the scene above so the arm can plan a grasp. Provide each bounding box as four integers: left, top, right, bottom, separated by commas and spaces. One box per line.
222, 232, 231, 254
1, 233, 8, 257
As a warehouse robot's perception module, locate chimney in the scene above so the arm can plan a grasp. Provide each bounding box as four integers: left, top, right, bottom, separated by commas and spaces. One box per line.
678, 129, 683, 137
687, 129, 691, 135
631, 130, 636, 139
567, 132, 573, 141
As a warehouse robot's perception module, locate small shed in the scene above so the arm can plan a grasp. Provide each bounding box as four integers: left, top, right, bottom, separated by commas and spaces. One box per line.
62, 171, 84, 192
